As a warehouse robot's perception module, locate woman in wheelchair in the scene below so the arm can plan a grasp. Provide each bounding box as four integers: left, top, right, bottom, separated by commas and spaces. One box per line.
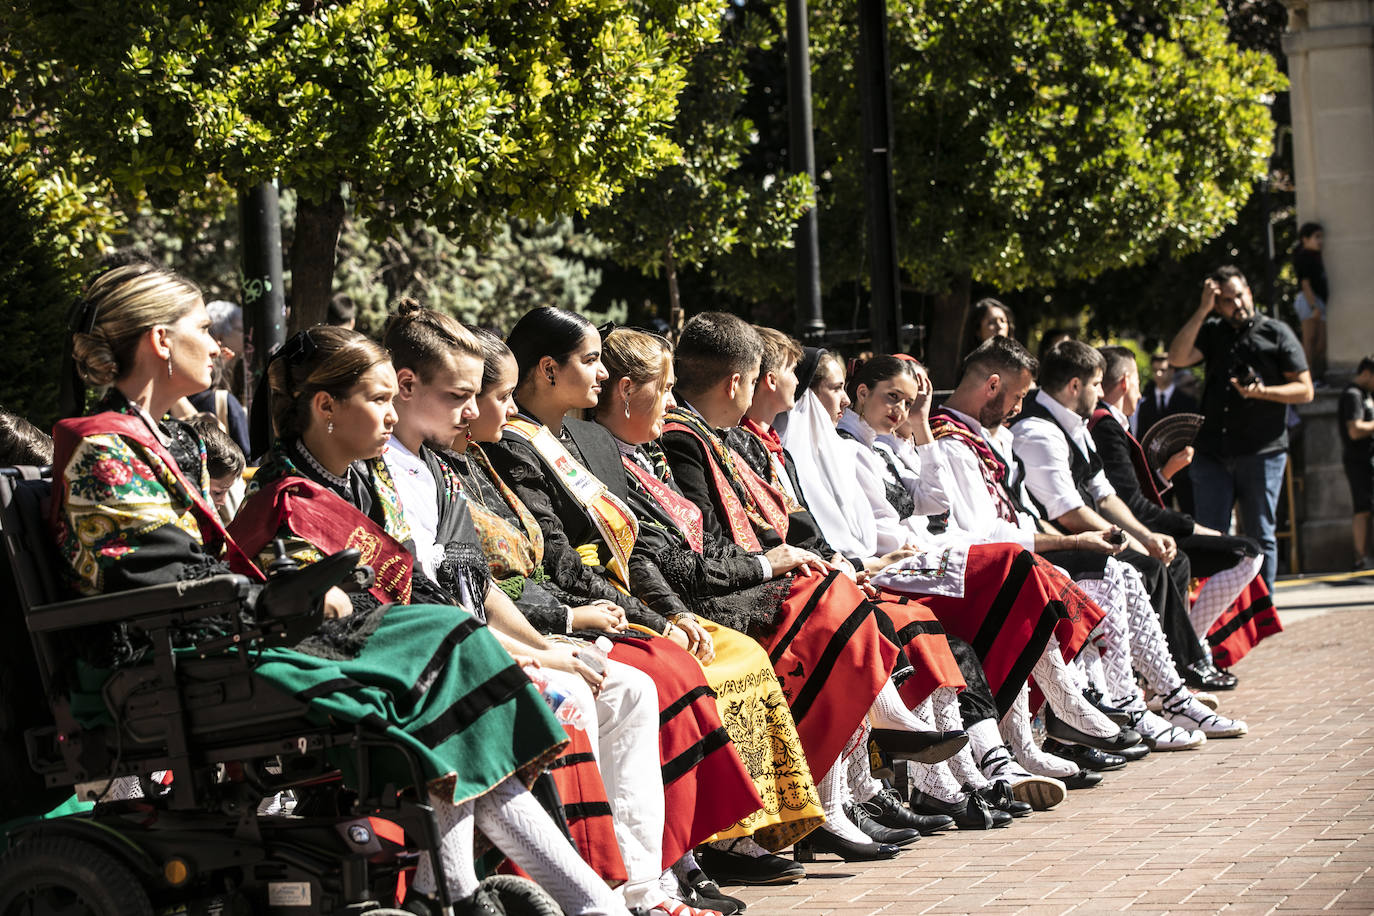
53, 262, 628, 916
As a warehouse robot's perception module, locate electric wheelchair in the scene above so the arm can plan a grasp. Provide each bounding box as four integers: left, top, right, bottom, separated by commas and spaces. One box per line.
0, 467, 560, 916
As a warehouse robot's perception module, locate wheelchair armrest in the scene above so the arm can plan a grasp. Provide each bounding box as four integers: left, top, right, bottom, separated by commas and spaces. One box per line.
26, 574, 255, 634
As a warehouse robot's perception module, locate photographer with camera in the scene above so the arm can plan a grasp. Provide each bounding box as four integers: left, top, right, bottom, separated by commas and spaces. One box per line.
1167, 266, 1314, 590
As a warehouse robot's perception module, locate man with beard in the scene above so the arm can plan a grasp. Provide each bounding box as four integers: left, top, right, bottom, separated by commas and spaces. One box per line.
931, 339, 1240, 783
1167, 266, 1314, 589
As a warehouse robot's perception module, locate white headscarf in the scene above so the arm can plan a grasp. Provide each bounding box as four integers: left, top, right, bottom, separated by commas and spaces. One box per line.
778, 389, 878, 560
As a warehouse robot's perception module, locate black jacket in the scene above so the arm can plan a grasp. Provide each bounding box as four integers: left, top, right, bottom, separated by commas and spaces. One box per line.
1088, 409, 1195, 540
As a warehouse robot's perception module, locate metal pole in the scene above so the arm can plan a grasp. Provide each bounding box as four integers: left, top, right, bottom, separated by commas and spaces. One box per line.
238, 181, 286, 418
786, 0, 825, 341
856, 0, 902, 353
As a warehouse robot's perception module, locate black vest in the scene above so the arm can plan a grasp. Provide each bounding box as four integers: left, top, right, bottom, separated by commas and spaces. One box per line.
1016, 397, 1105, 528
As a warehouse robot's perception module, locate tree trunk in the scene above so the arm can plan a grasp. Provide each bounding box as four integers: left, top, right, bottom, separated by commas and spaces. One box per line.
288, 188, 345, 333
665, 239, 684, 345
926, 271, 972, 389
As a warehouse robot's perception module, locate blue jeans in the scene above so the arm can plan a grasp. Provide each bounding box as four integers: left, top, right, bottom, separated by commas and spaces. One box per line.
1191, 450, 1287, 590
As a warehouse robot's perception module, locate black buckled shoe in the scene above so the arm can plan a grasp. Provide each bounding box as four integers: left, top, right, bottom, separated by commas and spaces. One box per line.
869, 728, 969, 763
859, 786, 955, 835
1043, 738, 1127, 772
909, 788, 1012, 829
683, 869, 746, 915
1044, 708, 1142, 753
845, 801, 921, 847
793, 826, 901, 862
975, 779, 1033, 818
1061, 769, 1104, 790
1184, 661, 1239, 691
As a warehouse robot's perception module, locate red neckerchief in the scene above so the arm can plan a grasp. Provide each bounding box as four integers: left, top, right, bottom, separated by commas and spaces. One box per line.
928, 407, 1020, 525
229, 474, 414, 604
742, 418, 783, 456
52, 412, 266, 581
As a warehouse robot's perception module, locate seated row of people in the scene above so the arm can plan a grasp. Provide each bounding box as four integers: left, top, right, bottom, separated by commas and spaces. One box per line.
44, 260, 1277, 916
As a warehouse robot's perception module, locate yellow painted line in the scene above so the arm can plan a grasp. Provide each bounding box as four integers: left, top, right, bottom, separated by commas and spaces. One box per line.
1275, 570, 1374, 588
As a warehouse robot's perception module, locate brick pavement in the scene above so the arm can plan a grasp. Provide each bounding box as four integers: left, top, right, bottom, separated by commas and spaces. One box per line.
727, 601, 1374, 915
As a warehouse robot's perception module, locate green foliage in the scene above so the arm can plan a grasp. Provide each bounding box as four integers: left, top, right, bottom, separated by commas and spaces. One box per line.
807, 0, 1285, 297
334, 216, 620, 335
0, 158, 85, 426
586, 4, 814, 294
6, 0, 722, 262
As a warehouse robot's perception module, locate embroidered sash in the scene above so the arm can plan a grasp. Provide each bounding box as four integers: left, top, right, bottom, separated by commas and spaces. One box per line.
229, 474, 414, 604
929, 409, 1021, 525
622, 457, 704, 552
503, 418, 638, 587
52, 413, 266, 581
663, 411, 792, 544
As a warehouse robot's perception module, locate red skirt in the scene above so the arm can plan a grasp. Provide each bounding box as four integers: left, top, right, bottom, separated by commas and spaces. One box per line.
885, 544, 1098, 715
759, 569, 898, 779
609, 634, 763, 869
545, 725, 628, 885
866, 596, 966, 707
1204, 575, 1282, 669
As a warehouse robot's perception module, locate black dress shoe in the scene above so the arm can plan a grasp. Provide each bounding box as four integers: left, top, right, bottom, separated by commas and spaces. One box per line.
909, 788, 1012, 829
859, 786, 955, 835
845, 801, 921, 847
975, 780, 1033, 818
1117, 741, 1151, 762
696, 845, 806, 885
869, 728, 969, 763
1043, 738, 1127, 772
683, 870, 746, 915
1083, 687, 1132, 726
1061, 769, 1104, 790
1184, 661, 1238, 691
1044, 708, 1143, 752
794, 827, 901, 862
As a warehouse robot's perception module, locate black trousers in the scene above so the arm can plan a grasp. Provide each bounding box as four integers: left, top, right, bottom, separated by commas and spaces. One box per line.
1177, 532, 1260, 579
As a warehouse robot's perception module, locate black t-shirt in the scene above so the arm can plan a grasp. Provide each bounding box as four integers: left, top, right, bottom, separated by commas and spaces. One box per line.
1194, 314, 1307, 458
1339, 383, 1374, 465
1294, 248, 1328, 304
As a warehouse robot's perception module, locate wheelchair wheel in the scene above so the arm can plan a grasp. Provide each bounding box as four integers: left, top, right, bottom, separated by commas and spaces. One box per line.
480, 874, 563, 916
0, 835, 153, 916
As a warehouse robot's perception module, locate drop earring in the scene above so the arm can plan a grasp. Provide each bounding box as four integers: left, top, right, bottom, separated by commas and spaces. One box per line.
166, 350, 173, 377
327, 420, 334, 435
547, 371, 556, 387
624, 399, 631, 419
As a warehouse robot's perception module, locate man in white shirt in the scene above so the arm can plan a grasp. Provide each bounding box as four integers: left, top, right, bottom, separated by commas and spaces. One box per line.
1008, 340, 1246, 738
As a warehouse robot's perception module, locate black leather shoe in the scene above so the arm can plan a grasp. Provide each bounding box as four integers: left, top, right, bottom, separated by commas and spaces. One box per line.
975, 780, 1033, 818
909, 788, 1012, 829
1083, 687, 1132, 726
1117, 740, 1151, 762
845, 801, 921, 847
859, 786, 955, 835
1184, 661, 1239, 691
696, 845, 806, 885
1061, 769, 1104, 790
1043, 738, 1126, 772
869, 728, 969, 763
794, 827, 901, 862
683, 870, 746, 915
1044, 708, 1143, 752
